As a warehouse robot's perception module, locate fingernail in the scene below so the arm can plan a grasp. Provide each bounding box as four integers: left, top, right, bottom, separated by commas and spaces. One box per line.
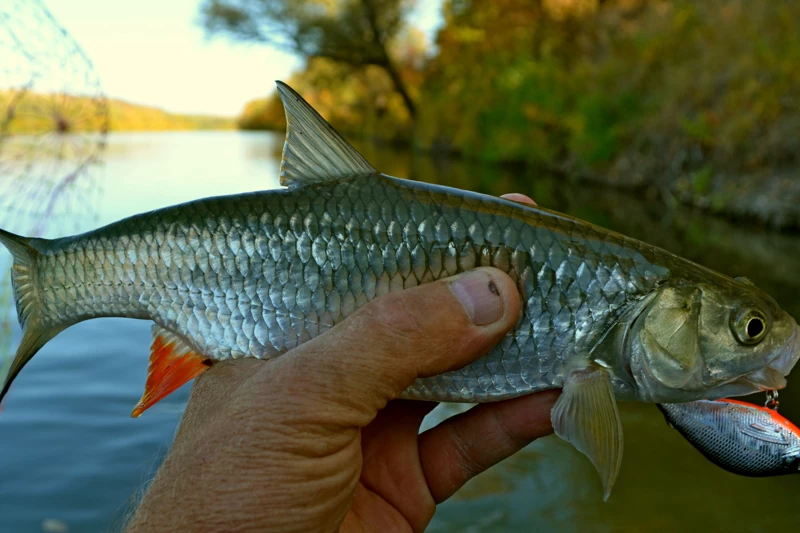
450, 271, 504, 325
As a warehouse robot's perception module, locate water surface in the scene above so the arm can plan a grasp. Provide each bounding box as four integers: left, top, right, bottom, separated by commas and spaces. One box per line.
1, 131, 799, 532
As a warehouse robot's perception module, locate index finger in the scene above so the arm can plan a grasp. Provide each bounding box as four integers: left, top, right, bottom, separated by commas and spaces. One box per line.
418, 389, 559, 503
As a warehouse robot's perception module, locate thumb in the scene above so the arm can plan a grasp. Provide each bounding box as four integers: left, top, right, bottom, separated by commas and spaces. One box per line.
282, 267, 521, 425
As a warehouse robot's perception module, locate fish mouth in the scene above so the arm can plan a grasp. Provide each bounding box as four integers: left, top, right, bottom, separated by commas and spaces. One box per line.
740, 326, 800, 391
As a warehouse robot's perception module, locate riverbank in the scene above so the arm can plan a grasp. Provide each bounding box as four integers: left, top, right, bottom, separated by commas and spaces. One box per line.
1, 91, 234, 133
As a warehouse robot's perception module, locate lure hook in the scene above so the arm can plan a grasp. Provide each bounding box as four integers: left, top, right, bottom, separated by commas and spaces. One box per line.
765, 389, 780, 411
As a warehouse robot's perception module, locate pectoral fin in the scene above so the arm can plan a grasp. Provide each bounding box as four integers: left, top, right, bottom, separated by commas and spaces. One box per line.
551, 363, 623, 501
131, 325, 212, 418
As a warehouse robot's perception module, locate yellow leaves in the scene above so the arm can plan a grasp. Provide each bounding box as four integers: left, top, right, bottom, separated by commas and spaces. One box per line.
238, 57, 415, 141
230, 0, 800, 187
238, 95, 285, 131
671, 4, 696, 32
522, 104, 561, 130
453, 27, 485, 43
543, 0, 599, 21
522, 104, 541, 122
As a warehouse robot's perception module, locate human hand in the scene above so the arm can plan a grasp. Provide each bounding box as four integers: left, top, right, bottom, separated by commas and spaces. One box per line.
125, 194, 557, 533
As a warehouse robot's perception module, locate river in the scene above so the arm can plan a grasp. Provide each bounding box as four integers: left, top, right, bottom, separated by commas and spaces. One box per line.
1, 131, 799, 532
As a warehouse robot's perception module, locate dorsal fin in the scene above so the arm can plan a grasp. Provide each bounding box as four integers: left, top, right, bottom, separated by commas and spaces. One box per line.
275, 81, 376, 189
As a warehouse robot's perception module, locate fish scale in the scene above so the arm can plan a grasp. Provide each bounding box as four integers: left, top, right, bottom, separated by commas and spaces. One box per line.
32, 174, 665, 398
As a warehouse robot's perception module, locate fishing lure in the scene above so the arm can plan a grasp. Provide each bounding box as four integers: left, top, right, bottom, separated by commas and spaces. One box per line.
659, 395, 800, 476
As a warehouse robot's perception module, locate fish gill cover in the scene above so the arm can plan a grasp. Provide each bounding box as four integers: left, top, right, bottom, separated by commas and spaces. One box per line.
0, 0, 108, 383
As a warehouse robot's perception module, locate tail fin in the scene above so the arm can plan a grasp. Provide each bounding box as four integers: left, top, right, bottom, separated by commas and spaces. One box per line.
0, 228, 54, 404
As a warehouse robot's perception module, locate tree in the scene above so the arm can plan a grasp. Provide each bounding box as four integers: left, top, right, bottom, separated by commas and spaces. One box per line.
200, 0, 417, 119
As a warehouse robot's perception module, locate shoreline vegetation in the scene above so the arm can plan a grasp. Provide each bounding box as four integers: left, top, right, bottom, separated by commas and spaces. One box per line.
105, 99, 235, 131
231, 0, 800, 231
1, 91, 234, 133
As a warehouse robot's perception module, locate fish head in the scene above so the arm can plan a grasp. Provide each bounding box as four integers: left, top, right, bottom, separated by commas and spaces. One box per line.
625, 278, 799, 402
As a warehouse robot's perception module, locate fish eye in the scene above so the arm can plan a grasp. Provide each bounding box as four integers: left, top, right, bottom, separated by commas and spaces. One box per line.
731, 308, 769, 345
746, 317, 764, 338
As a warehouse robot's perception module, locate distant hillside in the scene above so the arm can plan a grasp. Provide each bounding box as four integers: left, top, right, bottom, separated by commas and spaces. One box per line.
106, 98, 234, 131
1, 91, 235, 133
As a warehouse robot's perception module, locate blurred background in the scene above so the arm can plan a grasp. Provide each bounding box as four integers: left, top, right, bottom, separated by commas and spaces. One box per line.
1, 0, 799, 531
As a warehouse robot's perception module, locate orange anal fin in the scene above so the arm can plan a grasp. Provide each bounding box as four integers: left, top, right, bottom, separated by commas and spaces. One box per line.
132, 326, 212, 418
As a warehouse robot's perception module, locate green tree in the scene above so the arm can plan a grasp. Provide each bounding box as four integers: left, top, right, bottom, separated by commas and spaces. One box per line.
200, 0, 417, 118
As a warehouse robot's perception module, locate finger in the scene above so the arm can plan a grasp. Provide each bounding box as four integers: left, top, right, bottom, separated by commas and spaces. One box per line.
357, 400, 439, 532
277, 267, 522, 425
501, 193, 537, 206
418, 389, 560, 503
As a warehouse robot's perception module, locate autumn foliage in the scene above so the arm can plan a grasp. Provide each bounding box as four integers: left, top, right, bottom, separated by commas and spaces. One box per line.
236, 0, 800, 226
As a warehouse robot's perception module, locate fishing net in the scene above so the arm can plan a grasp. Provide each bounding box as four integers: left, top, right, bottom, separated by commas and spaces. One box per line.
0, 0, 108, 381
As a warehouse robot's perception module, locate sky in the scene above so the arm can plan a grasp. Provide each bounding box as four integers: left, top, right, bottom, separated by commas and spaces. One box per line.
37, 0, 443, 117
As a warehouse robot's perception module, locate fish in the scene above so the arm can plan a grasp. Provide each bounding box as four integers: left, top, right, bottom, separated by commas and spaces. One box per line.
0, 81, 798, 499
659, 399, 800, 476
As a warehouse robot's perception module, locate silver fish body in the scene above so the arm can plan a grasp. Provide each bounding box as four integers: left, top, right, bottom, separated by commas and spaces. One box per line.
27, 175, 680, 400
659, 400, 800, 476
13, 173, 794, 402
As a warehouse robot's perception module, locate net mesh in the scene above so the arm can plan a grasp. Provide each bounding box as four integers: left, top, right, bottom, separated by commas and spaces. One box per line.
0, 0, 108, 380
